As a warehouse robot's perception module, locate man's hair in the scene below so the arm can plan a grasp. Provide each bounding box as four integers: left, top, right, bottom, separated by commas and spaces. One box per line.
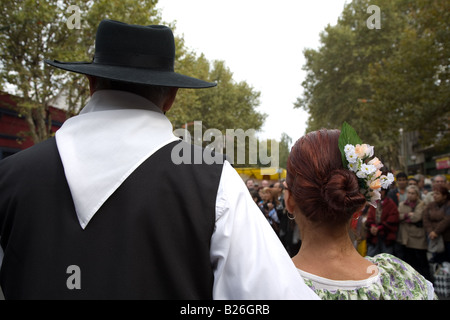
433, 174, 447, 182
93, 77, 172, 107
396, 172, 408, 180
406, 185, 420, 197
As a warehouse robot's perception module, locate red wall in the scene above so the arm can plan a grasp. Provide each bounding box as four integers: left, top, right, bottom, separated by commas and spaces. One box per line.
0, 92, 68, 157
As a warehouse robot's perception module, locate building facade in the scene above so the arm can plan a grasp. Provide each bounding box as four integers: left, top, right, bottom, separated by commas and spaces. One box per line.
0, 92, 67, 159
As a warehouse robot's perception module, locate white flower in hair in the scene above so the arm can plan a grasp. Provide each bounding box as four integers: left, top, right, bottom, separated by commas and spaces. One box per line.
356, 164, 376, 179
380, 172, 395, 189
344, 144, 355, 153
346, 152, 358, 164
361, 164, 377, 175
339, 122, 395, 208
348, 161, 358, 172
356, 170, 367, 179
344, 145, 358, 163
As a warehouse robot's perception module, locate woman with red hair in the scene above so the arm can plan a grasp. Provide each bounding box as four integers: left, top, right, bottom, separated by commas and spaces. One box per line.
284, 129, 435, 299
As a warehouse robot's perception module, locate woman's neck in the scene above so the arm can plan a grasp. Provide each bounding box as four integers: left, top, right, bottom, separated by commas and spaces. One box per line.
293, 218, 375, 280
294, 223, 355, 263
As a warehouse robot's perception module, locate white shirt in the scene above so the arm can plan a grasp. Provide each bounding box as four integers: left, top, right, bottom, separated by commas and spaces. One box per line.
0, 90, 319, 300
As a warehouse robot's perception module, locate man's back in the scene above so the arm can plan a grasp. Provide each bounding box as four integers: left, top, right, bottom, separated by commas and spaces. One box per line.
0, 138, 222, 299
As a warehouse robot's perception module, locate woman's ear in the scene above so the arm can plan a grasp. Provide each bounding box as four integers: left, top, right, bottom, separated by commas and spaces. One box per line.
284, 188, 297, 214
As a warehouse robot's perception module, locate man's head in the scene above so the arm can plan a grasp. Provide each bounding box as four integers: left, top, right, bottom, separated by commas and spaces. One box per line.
432, 174, 447, 187
261, 180, 269, 188
396, 172, 408, 190
87, 75, 178, 113
273, 182, 283, 196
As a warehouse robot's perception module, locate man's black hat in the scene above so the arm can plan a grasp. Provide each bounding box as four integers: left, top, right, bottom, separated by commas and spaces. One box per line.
45, 19, 216, 89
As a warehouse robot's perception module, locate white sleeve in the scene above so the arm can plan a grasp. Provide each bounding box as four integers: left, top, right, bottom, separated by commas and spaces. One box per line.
425, 279, 437, 300
210, 161, 320, 300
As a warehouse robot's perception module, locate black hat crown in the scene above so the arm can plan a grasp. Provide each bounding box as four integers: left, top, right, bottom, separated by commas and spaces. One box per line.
93, 21, 175, 71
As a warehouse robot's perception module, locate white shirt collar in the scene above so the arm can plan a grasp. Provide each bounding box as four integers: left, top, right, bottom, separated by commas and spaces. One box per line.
56, 90, 179, 229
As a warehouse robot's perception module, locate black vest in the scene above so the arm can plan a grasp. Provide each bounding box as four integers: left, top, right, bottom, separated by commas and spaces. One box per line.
0, 138, 223, 299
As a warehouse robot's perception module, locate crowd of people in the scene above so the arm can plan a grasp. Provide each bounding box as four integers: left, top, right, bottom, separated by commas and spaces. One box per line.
246, 178, 301, 257
246, 173, 450, 283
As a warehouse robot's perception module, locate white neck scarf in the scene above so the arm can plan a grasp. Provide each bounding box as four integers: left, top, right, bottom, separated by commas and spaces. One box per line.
55, 90, 179, 229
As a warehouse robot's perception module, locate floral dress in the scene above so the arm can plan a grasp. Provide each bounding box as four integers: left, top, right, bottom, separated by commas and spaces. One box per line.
297, 253, 437, 300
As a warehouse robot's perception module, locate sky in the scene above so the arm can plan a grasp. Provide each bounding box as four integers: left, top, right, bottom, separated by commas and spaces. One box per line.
156, 0, 349, 144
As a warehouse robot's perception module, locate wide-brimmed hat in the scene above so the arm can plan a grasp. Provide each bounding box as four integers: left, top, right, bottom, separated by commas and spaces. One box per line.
45, 19, 216, 89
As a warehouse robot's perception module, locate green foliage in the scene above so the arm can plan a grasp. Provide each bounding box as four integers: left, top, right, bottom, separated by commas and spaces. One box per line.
0, 0, 265, 145
0, 0, 163, 142
278, 132, 292, 170
296, 0, 449, 169
338, 122, 363, 167
169, 58, 265, 132
367, 0, 450, 151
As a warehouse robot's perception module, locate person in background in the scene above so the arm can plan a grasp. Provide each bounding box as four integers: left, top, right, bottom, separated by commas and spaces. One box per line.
250, 189, 261, 205
415, 174, 427, 199
397, 185, 431, 280
423, 185, 450, 264
246, 178, 255, 190
388, 172, 408, 207
424, 175, 447, 206
260, 187, 281, 235
408, 178, 418, 186
366, 188, 399, 257
273, 182, 288, 247
261, 179, 270, 188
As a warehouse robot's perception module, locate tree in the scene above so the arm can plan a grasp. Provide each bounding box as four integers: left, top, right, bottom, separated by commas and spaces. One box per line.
294, 0, 450, 169
170, 57, 265, 132
367, 0, 450, 151
0, 0, 162, 143
278, 132, 292, 170
297, 0, 405, 131
1, 0, 266, 145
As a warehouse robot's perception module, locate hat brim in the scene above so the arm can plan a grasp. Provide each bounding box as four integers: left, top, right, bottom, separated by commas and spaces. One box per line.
44, 60, 217, 89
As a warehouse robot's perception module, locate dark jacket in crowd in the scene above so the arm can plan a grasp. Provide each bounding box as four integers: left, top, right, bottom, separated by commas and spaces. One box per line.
366, 197, 399, 246
423, 199, 450, 242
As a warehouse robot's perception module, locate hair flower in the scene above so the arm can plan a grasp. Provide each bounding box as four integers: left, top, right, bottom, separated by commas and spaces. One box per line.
380, 172, 395, 189
368, 157, 383, 170
338, 122, 394, 208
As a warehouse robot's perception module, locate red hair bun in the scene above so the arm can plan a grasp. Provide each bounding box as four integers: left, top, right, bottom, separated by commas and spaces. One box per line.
286, 129, 366, 226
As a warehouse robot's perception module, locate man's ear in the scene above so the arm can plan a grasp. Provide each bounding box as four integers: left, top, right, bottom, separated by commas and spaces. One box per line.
86, 75, 97, 96
162, 87, 179, 113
